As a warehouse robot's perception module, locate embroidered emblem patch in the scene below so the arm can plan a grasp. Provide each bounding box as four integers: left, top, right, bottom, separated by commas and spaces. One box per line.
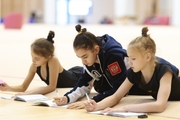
108, 62, 121, 76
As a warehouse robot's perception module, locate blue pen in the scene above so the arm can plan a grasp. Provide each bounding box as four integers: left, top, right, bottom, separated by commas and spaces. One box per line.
85, 93, 90, 100
85, 93, 93, 106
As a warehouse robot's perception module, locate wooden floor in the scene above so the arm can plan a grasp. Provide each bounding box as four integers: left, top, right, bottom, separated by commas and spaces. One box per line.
0, 24, 180, 120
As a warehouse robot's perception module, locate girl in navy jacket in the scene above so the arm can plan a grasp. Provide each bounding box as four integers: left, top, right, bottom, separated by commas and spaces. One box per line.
53, 24, 179, 109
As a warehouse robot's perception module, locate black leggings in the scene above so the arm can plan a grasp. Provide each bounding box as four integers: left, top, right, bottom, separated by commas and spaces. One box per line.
56, 66, 83, 88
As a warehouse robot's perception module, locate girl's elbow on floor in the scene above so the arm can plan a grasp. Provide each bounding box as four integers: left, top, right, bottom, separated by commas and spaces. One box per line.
156, 104, 166, 113
113, 96, 121, 105
21, 86, 28, 92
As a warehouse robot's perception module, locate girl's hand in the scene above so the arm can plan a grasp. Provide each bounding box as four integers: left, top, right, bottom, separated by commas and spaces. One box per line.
53, 96, 67, 106
67, 101, 85, 109
0, 82, 10, 91
84, 99, 97, 112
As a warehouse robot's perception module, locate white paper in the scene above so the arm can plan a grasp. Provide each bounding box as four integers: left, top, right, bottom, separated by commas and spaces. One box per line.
89, 111, 147, 118
1, 94, 49, 102
33, 99, 68, 108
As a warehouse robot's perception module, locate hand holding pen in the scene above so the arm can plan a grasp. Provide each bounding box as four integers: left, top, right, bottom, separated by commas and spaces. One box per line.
84, 93, 97, 112
55, 89, 60, 98
85, 93, 90, 100
53, 89, 67, 106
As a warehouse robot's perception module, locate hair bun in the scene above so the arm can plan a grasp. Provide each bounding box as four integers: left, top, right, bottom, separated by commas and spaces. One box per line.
47, 30, 55, 43
142, 27, 148, 37
75, 24, 81, 33
75, 24, 87, 34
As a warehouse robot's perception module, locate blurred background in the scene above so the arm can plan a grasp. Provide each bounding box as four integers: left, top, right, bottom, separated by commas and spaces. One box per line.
0, 0, 180, 26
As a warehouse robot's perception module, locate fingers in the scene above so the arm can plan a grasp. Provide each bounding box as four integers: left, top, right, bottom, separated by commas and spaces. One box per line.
0, 86, 5, 91
53, 96, 67, 106
0, 82, 7, 91
84, 100, 96, 112
67, 103, 76, 109
67, 102, 85, 109
53, 97, 60, 100
53, 99, 64, 105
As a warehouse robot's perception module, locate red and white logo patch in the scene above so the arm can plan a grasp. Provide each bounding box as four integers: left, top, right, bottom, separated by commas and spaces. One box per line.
108, 62, 121, 76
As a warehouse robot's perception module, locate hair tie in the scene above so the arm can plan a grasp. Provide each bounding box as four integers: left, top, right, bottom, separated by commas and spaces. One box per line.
78, 29, 82, 34
142, 33, 147, 37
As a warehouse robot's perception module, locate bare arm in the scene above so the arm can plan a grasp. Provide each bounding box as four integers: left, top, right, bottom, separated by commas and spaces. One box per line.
112, 71, 172, 113
23, 56, 62, 95
3, 63, 36, 92
84, 78, 133, 112
96, 78, 133, 110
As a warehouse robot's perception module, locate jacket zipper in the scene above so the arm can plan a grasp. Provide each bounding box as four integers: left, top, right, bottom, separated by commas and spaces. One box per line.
97, 55, 113, 88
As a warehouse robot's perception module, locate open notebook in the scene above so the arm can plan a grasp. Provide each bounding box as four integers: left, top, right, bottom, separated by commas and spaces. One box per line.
1, 94, 68, 108
89, 111, 147, 118
1, 94, 49, 102
32, 99, 68, 108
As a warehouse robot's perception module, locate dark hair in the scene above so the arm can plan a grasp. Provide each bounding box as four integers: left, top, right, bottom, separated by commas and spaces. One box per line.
128, 27, 156, 62
31, 30, 55, 58
141, 27, 149, 37
73, 24, 100, 50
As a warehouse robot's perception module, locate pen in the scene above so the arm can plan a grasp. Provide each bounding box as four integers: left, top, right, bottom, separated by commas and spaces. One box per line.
85, 93, 90, 100
55, 89, 60, 98
55, 89, 63, 102
85, 93, 93, 106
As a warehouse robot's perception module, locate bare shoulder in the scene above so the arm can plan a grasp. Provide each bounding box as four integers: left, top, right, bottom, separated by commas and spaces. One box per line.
48, 56, 63, 72
49, 56, 59, 61
48, 56, 60, 65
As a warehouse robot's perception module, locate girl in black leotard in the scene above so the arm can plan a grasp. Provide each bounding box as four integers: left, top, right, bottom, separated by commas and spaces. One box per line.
0, 31, 83, 95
